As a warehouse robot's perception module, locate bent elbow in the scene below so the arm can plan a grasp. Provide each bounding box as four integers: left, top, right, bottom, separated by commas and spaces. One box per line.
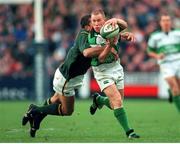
83, 50, 90, 57
120, 22, 127, 30
98, 56, 105, 63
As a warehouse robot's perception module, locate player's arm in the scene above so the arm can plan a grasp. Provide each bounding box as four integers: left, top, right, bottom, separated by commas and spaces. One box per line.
116, 18, 128, 30
147, 46, 165, 60
98, 38, 119, 62
98, 41, 112, 62
147, 51, 165, 60
105, 18, 127, 30
79, 32, 103, 57
79, 32, 106, 58
83, 46, 106, 58
147, 35, 165, 60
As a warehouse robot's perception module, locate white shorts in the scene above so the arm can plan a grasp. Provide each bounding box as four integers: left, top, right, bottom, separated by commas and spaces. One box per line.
92, 60, 124, 91
160, 60, 180, 79
53, 69, 84, 97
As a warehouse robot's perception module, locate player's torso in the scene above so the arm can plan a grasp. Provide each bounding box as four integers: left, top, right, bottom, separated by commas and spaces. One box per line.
88, 30, 118, 66
150, 29, 180, 63
60, 30, 91, 80
151, 30, 180, 54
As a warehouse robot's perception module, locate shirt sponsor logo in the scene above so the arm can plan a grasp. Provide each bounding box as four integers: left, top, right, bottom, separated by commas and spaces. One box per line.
103, 80, 109, 84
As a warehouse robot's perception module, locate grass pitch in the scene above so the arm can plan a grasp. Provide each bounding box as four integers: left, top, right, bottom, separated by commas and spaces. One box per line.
0, 99, 180, 143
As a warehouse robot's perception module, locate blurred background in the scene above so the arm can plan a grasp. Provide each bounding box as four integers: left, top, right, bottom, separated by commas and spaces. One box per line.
0, 0, 179, 101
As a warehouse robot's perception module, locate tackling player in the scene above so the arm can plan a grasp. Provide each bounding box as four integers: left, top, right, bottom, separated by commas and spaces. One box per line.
22, 14, 104, 137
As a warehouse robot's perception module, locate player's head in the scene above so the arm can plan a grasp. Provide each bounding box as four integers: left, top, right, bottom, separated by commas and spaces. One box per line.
159, 13, 172, 32
91, 9, 106, 33
80, 14, 92, 31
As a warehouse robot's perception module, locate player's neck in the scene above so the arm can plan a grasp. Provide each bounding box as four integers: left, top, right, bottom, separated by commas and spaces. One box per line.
162, 28, 171, 33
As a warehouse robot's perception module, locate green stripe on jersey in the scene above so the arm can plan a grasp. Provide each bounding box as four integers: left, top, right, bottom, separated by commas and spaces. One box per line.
158, 44, 180, 54
148, 29, 180, 55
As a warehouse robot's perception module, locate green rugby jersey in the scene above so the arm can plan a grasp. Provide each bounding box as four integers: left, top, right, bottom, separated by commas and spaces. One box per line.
59, 29, 91, 80
88, 29, 119, 66
147, 29, 180, 64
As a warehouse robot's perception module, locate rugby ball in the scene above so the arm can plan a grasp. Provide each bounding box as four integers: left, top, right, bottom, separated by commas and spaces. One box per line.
100, 23, 119, 39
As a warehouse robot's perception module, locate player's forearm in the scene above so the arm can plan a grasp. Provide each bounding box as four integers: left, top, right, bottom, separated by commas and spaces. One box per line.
83, 47, 104, 58
117, 19, 127, 30
98, 45, 111, 63
148, 52, 164, 60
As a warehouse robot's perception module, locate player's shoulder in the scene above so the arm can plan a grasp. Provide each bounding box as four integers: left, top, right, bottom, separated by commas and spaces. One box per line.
172, 28, 180, 31
79, 29, 89, 35
171, 28, 180, 34
149, 30, 163, 39
75, 29, 89, 41
150, 30, 162, 36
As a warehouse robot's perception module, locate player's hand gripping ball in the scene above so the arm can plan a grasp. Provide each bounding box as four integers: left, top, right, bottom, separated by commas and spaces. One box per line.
100, 23, 120, 39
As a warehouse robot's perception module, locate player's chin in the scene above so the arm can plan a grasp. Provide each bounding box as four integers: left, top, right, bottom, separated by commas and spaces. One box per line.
94, 27, 101, 33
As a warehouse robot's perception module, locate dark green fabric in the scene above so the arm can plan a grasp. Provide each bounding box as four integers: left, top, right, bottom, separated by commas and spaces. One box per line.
43, 98, 51, 106
59, 29, 91, 80
173, 96, 180, 112
36, 103, 60, 116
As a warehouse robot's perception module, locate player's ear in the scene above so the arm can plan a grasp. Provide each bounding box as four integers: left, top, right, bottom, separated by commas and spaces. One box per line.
159, 20, 162, 28
85, 25, 92, 31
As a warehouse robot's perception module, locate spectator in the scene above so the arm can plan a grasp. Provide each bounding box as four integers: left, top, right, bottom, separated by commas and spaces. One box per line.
0, 0, 179, 76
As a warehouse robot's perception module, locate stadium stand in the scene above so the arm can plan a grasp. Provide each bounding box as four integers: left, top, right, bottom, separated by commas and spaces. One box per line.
0, 0, 179, 77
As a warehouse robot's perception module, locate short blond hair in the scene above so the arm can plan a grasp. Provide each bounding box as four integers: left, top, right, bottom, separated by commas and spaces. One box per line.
91, 9, 105, 18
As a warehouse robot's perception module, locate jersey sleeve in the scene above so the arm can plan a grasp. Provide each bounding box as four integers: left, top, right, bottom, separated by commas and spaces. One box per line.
78, 31, 91, 53
174, 29, 180, 40
147, 35, 157, 53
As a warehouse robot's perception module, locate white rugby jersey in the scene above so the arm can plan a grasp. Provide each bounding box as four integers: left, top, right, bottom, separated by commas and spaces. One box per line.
147, 29, 180, 64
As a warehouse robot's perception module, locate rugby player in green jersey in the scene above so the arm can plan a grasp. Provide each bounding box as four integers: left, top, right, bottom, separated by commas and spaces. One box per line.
147, 13, 180, 112
83, 9, 140, 139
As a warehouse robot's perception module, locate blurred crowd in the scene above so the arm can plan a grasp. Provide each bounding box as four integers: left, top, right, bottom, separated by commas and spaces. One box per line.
0, 0, 180, 77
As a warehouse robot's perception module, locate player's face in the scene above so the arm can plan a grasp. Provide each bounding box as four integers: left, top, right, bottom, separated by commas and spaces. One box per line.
160, 16, 172, 32
91, 14, 105, 33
